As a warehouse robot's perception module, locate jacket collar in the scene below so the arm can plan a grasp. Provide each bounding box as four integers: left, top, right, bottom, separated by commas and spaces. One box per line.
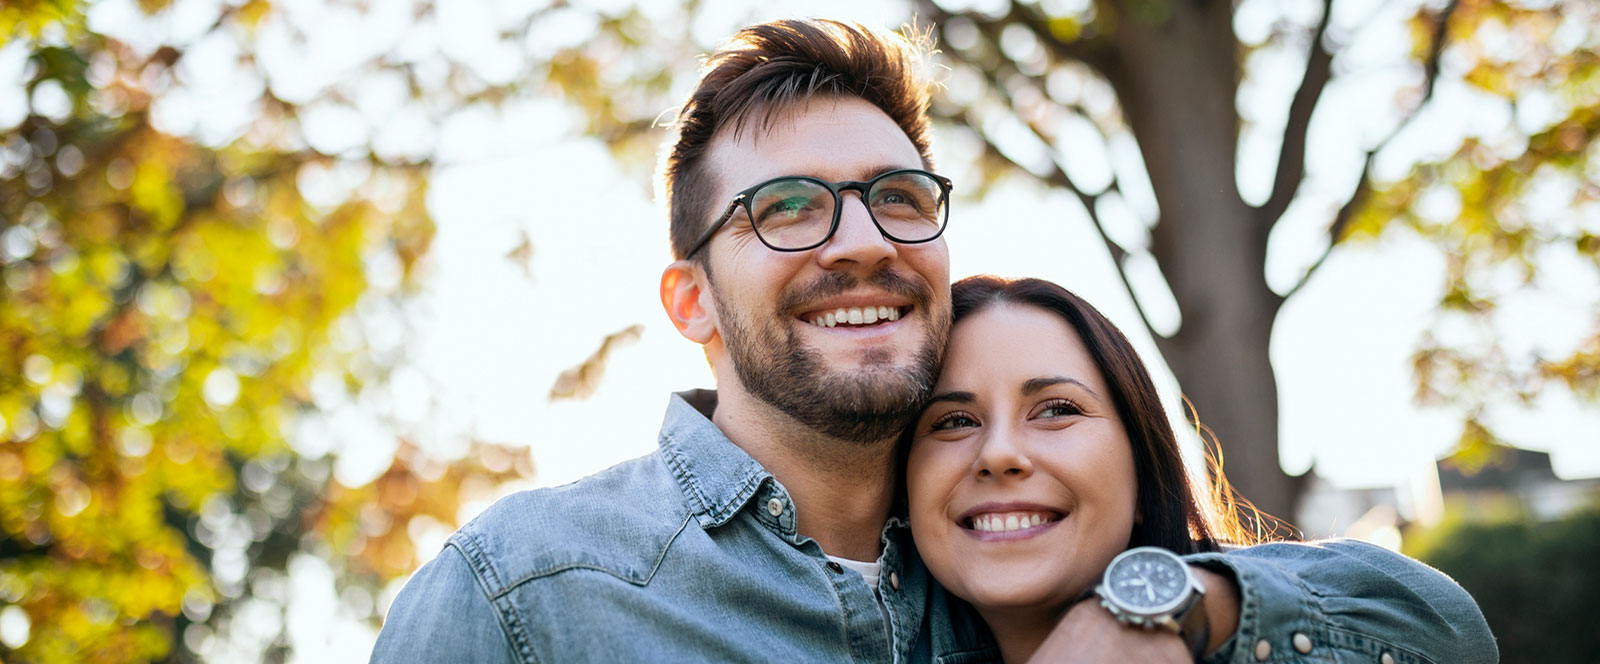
657, 390, 776, 529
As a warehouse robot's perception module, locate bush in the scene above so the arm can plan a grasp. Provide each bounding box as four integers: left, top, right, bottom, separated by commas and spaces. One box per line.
1406, 500, 1600, 664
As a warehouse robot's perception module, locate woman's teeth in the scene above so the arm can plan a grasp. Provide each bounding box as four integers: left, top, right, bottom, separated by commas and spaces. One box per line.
968, 512, 1056, 533
808, 306, 901, 328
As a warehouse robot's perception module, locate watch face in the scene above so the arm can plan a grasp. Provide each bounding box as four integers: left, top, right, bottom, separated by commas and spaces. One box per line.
1105, 548, 1189, 615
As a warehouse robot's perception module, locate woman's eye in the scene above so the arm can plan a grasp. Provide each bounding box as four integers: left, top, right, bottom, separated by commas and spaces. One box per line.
929, 412, 979, 431
1036, 399, 1083, 419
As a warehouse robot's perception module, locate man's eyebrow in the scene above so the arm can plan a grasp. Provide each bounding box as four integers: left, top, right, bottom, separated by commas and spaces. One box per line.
1022, 376, 1099, 398
861, 164, 917, 180
925, 390, 976, 405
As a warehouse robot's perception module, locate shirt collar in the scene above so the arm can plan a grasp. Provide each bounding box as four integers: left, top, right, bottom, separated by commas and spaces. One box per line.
657, 389, 775, 529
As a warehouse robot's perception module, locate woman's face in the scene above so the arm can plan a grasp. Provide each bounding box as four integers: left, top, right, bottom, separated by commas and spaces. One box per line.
908, 303, 1138, 617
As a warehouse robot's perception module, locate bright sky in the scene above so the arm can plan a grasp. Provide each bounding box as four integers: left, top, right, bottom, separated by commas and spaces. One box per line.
5, 0, 1600, 660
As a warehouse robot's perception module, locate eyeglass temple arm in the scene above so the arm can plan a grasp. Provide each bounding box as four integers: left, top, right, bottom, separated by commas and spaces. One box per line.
685, 195, 746, 258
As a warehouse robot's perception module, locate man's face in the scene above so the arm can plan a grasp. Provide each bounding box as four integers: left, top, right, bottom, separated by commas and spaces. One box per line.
700, 96, 952, 444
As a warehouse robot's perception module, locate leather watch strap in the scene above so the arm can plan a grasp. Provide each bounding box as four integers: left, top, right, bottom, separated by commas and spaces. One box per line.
1176, 590, 1211, 659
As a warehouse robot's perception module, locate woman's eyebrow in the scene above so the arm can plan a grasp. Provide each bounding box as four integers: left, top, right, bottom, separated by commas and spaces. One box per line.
926, 390, 976, 405
1021, 376, 1099, 398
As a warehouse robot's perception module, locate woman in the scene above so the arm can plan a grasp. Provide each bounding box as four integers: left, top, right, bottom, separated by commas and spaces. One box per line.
907, 275, 1255, 662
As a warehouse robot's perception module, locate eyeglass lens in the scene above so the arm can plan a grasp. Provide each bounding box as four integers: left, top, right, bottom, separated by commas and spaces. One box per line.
745, 172, 946, 249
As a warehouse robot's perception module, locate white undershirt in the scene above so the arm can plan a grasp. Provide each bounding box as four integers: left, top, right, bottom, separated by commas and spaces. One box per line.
825, 554, 881, 592
825, 554, 892, 635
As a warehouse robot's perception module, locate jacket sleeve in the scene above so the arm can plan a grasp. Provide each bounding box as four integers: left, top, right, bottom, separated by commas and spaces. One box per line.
370, 543, 520, 664
1185, 539, 1496, 664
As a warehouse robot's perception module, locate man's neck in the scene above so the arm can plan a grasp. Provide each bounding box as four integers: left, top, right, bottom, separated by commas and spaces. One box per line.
711, 386, 898, 562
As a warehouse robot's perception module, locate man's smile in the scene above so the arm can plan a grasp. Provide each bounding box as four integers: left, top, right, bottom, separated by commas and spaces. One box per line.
803, 305, 910, 327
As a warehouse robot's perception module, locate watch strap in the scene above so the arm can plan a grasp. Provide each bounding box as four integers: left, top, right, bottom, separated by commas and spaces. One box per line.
1173, 585, 1211, 659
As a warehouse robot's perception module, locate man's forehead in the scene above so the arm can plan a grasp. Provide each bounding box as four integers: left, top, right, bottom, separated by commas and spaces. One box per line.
704, 96, 924, 188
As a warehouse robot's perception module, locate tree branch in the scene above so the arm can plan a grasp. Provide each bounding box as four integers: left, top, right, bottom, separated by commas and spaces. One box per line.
1280, 156, 1371, 302
1258, 0, 1336, 227
932, 9, 1162, 338
952, 100, 1160, 339
1282, 0, 1459, 301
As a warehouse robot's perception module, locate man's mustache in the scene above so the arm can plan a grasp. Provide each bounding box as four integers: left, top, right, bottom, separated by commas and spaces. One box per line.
776, 269, 933, 314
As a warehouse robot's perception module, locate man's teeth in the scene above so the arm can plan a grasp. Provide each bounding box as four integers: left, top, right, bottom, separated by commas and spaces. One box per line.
968, 512, 1056, 533
809, 306, 901, 328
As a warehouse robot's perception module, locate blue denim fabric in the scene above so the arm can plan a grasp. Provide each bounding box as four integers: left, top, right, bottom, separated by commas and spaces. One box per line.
1189, 541, 1497, 663
371, 390, 998, 663
371, 391, 1494, 663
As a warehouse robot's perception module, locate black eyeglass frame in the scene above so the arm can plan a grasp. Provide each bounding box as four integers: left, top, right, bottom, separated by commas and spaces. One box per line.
683, 168, 954, 258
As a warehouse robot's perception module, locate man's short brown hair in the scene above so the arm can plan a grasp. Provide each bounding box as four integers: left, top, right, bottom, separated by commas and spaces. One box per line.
662, 19, 937, 261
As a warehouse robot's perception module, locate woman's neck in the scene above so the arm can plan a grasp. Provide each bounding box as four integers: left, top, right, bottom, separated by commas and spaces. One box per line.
979, 606, 1062, 663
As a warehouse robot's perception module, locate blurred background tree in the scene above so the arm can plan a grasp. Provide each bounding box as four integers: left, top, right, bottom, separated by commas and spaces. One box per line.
2, 0, 1596, 661
0, 2, 541, 661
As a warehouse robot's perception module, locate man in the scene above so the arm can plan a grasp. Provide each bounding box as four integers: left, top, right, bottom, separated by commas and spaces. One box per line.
372, 19, 1493, 663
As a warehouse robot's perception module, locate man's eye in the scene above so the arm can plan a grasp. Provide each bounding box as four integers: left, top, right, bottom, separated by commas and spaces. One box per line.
929, 412, 979, 431
755, 193, 829, 225
758, 197, 804, 219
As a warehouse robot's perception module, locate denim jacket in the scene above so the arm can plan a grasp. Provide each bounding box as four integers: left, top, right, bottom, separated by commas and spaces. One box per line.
371, 391, 1495, 663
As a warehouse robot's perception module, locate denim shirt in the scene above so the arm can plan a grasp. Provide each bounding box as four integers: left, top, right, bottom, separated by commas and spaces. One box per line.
371, 391, 1495, 663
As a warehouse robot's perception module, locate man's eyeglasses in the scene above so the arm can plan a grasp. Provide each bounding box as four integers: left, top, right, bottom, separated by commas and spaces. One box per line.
684, 169, 953, 257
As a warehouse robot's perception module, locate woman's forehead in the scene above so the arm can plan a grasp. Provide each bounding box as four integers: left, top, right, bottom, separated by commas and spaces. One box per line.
939, 303, 1107, 395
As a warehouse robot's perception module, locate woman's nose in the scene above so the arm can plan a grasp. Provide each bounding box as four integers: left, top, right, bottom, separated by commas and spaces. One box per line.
973, 427, 1033, 479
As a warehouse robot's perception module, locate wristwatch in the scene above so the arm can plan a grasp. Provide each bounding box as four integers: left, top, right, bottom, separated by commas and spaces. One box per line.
1093, 546, 1211, 658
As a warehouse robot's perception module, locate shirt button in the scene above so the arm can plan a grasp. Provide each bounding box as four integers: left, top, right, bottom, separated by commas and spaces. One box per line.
1253, 639, 1271, 661
826, 561, 844, 574
889, 571, 900, 590
1381, 654, 1395, 664
1293, 633, 1313, 654
766, 497, 784, 517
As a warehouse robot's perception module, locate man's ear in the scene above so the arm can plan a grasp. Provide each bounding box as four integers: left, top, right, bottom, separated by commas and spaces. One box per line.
660, 260, 717, 344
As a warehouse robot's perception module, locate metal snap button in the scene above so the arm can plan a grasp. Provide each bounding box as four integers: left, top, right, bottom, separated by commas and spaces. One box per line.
1293, 633, 1312, 654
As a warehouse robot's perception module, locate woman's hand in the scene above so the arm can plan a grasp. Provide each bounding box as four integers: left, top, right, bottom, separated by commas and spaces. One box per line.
1028, 566, 1240, 663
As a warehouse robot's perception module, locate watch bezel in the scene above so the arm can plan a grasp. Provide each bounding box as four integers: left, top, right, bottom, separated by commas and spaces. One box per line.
1098, 546, 1199, 618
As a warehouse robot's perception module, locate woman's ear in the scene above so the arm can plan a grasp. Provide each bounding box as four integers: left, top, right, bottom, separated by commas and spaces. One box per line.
660, 260, 717, 344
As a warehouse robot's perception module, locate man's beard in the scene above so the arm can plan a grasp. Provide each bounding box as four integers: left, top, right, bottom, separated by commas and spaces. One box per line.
713, 269, 948, 445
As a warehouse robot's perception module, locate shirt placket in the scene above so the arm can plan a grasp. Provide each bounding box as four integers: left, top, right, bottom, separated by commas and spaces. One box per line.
751, 483, 898, 663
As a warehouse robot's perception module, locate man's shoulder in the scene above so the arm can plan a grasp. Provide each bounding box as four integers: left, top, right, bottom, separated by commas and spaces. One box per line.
447, 450, 695, 594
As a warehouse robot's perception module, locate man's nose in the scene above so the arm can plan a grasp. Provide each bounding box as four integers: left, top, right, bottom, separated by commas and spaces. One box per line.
973, 426, 1033, 480
814, 193, 896, 270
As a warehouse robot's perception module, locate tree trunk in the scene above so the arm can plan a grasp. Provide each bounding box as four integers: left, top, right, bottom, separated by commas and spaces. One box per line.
1099, 2, 1306, 524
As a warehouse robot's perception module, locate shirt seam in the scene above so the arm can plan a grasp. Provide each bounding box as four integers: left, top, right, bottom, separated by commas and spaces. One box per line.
485, 511, 696, 593
447, 536, 537, 664
1317, 623, 1438, 664
660, 427, 768, 527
